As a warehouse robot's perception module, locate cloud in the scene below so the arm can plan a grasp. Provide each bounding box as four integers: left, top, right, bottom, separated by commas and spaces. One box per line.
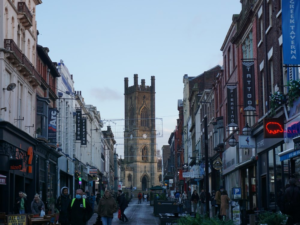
90, 87, 122, 101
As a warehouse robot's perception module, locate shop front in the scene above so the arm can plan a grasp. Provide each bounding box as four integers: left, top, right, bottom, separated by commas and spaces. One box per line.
58, 156, 75, 198
0, 121, 36, 214
255, 129, 285, 212
35, 141, 60, 213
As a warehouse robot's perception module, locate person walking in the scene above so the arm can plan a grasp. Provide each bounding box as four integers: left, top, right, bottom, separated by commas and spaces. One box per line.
199, 189, 207, 215
56, 187, 71, 225
117, 190, 128, 222
138, 192, 142, 204
144, 193, 147, 202
98, 190, 118, 225
220, 190, 230, 221
16, 192, 27, 214
284, 178, 300, 225
89, 193, 96, 212
31, 194, 45, 215
177, 194, 183, 214
182, 191, 188, 202
191, 190, 199, 213
68, 189, 93, 225
215, 186, 223, 219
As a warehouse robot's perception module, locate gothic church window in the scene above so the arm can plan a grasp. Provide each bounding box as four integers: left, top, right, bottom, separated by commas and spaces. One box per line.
141, 107, 149, 127
142, 146, 148, 162
128, 174, 132, 182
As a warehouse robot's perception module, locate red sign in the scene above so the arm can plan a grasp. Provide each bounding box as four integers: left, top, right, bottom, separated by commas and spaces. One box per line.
9, 159, 23, 170
264, 118, 284, 138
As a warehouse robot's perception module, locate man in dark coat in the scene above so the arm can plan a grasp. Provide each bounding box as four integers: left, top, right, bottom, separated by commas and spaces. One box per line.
56, 187, 72, 225
117, 190, 128, 222
68, 189, 93, 225
284, 178, 300, 225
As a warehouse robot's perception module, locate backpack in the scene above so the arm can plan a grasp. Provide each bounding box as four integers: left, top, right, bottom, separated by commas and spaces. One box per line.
71, 198, 86, 208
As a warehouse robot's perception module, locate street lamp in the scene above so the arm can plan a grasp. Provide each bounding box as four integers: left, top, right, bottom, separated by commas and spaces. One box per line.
242, 123, 251, 135
228, 135, 238, 147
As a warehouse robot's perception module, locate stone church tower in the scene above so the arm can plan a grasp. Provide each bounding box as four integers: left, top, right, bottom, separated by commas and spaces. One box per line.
123, 74, 160, 191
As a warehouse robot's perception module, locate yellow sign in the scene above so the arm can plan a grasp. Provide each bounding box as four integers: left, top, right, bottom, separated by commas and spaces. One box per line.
8, 215, 27, 225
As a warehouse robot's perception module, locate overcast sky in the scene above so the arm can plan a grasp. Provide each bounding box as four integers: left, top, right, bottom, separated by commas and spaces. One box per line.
36, 0, 241, 157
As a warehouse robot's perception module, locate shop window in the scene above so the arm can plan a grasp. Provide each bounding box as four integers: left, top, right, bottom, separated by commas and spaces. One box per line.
36, 96, 49, 139
268, 150, 275, 208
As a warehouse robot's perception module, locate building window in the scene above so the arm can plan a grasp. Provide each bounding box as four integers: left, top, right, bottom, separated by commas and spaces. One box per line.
36, 96, 49, 139
228, 47, 232, 75
262, 72, 266, 115
268, 2, 272, 27
259, 17, 264, 42
141, 107, 149, 127
242, 32, 253, 59
142, 146, 148, 162
128, 174, 132, 182
270, 60, 274, 94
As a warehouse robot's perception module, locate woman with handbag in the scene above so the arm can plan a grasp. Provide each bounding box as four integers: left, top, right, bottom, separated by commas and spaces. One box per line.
220, 190, 230, 221
190, 190, 199, 213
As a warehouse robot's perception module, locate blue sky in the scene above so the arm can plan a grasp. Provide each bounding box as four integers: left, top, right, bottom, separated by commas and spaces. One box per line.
36, 0, 241, 157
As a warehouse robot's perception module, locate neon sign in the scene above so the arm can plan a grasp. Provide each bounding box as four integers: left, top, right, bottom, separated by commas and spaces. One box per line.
264, 118, 284, 138
266, 122, 284, 134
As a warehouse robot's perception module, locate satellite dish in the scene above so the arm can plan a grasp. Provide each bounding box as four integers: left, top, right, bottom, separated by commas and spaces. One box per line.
4, 83, 16, 91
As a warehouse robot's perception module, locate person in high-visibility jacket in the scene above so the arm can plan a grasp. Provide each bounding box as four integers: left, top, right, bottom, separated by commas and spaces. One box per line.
68, 189, 93, 225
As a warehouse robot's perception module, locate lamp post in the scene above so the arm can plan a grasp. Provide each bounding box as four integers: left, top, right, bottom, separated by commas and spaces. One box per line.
204, 116, 209, 218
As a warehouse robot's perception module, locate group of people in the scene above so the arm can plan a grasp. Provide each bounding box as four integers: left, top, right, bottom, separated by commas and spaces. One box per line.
137, 192, 149, 203
190, 186, 230, 220
16, 192, 46, 216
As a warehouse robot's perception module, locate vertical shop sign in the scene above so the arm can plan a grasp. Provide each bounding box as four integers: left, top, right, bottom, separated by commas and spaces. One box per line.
81, 117, 87, 145
48, 108, 57, 144
242, 61, 256, 111
282, 0, 300, 64
76, 109, 82, 140
227, 85, 238, 127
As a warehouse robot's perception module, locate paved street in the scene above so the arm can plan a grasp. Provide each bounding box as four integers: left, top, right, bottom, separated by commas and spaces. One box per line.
88, 198, 160, 225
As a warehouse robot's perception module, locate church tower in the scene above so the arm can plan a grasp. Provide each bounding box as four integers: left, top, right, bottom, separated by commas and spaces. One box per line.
124, 74, 159, 191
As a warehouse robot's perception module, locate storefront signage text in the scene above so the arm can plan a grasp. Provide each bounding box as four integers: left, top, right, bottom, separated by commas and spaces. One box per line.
81, 118, 87, 145
264, 118, 284, 138
8, 215, 27, 225
9, 159, 23, 170
48, 108, 57, 144
227, 85, 238, 127
242, 61, 256, 111
286, 120, 300, 139
213, 157, 222, 170
282, 0, 300, 64
76, 109, 82, 141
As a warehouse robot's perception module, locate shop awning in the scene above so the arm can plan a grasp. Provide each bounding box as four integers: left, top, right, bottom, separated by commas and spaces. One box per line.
279, 148, 300, 161
0, 174, 7, 185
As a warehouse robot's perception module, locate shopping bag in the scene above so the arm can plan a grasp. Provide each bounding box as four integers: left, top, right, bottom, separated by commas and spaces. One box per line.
118, 209, 121, 220
40, 210, 45, 217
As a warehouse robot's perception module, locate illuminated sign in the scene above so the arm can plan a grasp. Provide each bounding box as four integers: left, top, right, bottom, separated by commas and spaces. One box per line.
9, 159, 23, 170
286, 120, 300, 139
8, 215, 27, 225
264, 118, 284, 138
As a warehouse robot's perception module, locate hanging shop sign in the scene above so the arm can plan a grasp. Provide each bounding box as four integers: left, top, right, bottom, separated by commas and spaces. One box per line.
282, 0, 300, 65
9, 159, 23, 170
81, 118, 87, 145
239, 135, 255, 149
76, 109, 82, 141
242, 61, 256, 111
222, 147, 237, 175
232, 187, 242, 199
213, 157, 222, 170
264, 118, 284, 139
48, 108, 57, 144
227, 86, 238, 127
89, 169, 98, 174
182, 172, 190, 178
7, 215, 27, 225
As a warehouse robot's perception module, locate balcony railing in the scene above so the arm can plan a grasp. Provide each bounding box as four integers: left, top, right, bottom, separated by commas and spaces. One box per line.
3, 39, 41, 87
4, 39, 22, 63
17, 2, 32, 29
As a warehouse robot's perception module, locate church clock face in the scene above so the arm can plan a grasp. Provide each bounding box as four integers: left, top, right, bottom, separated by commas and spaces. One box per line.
143, 134, 147, 139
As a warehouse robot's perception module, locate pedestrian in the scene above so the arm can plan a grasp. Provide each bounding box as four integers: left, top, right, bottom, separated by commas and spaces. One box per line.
211, 190, 217, 216
98, 190, 118, 225
31, 194, 45, 215
220, 190, 230, 221
89, 193, 96, 212
182, 191, 188, 202
117, 190, 128, 222
177, 194, 183, 214
215, 186, 223, 219
199, 189, 207, 215
138, 192, 142, 204
68, 189, 93, 225
191, 190, 199, 213
284, 178, 300, 225
144, 193, 147, 202
15, 192, 27, 214
56, 187, 71, 225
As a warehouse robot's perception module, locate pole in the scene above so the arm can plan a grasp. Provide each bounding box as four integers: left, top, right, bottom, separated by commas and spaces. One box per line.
204, 116, 210, 217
